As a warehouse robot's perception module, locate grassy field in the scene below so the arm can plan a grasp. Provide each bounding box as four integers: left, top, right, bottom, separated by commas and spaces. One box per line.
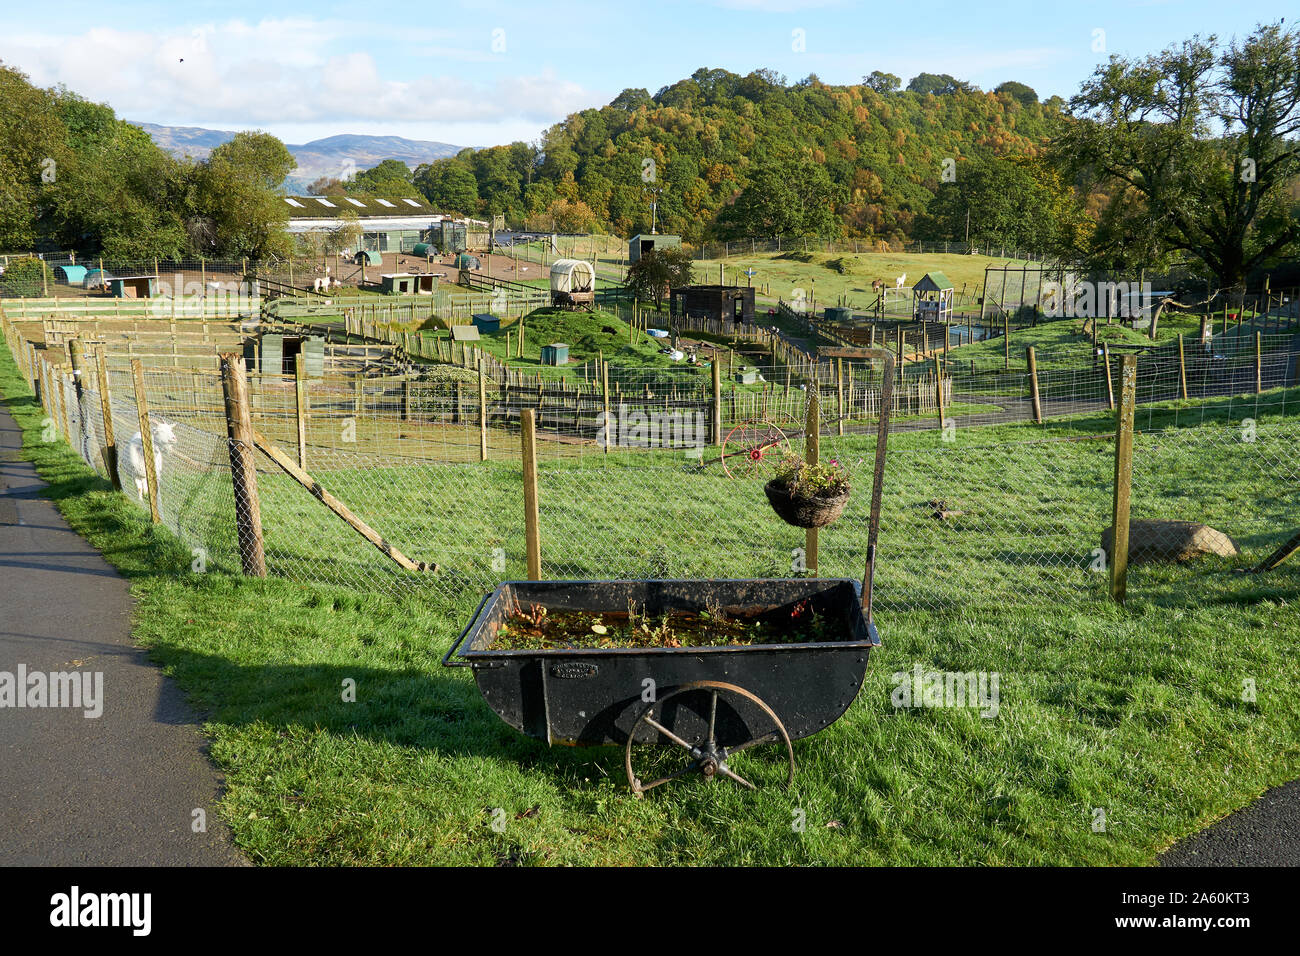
685, 250, 1034, 308
3, 342, 1300, 866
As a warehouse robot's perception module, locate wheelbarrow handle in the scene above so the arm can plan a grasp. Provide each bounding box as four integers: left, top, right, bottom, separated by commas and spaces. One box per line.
442, 591, 492, 668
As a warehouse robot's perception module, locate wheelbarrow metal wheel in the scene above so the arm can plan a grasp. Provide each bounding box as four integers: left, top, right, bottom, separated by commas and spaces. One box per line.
624, 680, 795, 797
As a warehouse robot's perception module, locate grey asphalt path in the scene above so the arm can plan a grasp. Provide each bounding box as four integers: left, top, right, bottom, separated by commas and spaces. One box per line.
0, 402, 246, 866
1160, 781, 1300, 867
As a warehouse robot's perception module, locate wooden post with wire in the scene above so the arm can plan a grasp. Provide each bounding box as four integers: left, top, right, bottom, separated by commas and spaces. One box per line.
711, 357, 722, 446
521, 408, 541, 580
478, 357, 489, 461
601, 356, 612, 454
836, 358, 845, 436
1177, 334, 1188, 400
294, 352, 309, 471
1102, 343, 1115, 411
1255, 331, 1263, 393
804, 388, 820, 577
934, 354, 945, 430
219, 353, 267, 577
1109, 355, 1137, 603
1026, 346, 1043, 424
129, 359, 161, 524
94, 347, 121, 491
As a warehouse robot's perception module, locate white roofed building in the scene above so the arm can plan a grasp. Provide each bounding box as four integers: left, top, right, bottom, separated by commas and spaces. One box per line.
283, 195, 485, 254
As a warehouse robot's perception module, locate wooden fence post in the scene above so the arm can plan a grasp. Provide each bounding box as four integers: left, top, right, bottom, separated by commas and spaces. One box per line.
711, 358, 722, 446
836, 357, 845, 436
294, 352, 308, 471
521, 408, 541, 580
1004, 312, 1010, 370
1102, 343, 1115, 411
1177, 334, 1188, 400
1255, 331, 1263, 393
219, 353, 267, 577
94, 347, 121, 491
1110, 355, 1137, 603
1026, 346, 1043, 424
67, 338, 89, 456
804, 388, 819, 577
602, 358, 612, 453
55, 364, 70, 441
934, 355, 945, 430
478, 358, 489, 461
129, 359, 162, 523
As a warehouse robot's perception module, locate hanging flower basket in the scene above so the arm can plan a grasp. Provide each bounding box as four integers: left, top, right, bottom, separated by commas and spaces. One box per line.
764, 481, 850, 528
763, 455, 852, 529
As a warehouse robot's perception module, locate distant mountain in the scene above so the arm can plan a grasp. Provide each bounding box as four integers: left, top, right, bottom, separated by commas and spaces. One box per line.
131, 122, 462, 190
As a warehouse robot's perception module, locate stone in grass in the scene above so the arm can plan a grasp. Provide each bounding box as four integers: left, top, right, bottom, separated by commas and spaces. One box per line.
1101, 520, 1238, 565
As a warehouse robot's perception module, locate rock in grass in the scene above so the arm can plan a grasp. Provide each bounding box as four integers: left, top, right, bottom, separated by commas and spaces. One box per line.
1101, 520, 1238, 564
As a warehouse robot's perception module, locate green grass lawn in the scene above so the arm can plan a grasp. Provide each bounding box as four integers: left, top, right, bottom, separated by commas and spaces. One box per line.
3, 341, 1299, 866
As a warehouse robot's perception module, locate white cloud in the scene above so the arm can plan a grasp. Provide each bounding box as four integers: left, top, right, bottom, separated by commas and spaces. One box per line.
0, 18, 603, 137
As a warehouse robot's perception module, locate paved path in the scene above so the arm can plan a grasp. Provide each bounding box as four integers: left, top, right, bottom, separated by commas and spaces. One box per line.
1161, 781, 1300, 867
0, 401, 245, 866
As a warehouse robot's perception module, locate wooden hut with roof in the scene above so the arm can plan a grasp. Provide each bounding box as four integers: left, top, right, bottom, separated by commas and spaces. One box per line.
912, 272, 954, 324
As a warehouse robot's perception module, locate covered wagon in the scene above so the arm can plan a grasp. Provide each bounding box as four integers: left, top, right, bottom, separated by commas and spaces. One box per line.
549, 258, 596, 309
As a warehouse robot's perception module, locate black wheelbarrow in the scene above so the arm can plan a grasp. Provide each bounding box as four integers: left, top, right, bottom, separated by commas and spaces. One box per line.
443, 348, 895, 794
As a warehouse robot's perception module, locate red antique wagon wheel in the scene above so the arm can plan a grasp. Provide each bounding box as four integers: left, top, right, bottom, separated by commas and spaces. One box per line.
721, 419, 792, 479
625, 681, 795, 796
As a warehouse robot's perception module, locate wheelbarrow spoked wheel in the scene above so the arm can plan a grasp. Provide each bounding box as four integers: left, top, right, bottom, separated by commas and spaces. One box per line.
721, 420, 791, 479
625, 680, 794, 797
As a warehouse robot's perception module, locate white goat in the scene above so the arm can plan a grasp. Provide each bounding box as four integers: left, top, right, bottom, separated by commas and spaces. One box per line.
122, 419, 178, 513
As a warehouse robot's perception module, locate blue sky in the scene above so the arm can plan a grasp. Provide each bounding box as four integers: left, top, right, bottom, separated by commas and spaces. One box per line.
0, 1, 1289, 148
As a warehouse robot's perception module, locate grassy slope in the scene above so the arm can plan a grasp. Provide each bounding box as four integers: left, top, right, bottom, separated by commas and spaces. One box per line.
3, 343, 1299, 866
688, 250, 1032, 307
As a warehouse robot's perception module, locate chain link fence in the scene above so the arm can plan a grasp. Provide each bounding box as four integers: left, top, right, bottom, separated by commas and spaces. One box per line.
6, 303, 1298, 616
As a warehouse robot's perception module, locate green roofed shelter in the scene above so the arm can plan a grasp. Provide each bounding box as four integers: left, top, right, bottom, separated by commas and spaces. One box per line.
912, 272, 954, 325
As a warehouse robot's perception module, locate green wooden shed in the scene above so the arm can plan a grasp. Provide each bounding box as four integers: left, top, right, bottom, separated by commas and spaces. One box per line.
628, 234, 681, 263
540, 342, 570, 366
260, 333, 325, 377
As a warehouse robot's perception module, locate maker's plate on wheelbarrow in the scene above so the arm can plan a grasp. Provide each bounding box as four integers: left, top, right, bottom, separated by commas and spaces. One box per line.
443, 578, 881, 794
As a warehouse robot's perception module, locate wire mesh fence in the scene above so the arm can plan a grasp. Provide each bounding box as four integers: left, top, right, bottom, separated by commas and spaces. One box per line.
7, 301, 1299, 615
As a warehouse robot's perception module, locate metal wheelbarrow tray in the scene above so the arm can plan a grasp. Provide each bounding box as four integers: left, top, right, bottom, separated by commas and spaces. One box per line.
444, 347, 896, 795
445, 578, 880, 793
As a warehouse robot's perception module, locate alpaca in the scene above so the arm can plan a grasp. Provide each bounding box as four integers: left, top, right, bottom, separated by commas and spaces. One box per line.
122, 419, 178, 513
895, 273, 907, 289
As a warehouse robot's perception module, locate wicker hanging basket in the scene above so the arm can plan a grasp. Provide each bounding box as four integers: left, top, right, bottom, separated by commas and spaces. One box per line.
764, 480, 850, 529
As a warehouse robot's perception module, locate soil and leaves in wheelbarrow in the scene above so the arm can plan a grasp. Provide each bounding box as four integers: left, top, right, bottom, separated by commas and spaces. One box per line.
492, 596, 845, 650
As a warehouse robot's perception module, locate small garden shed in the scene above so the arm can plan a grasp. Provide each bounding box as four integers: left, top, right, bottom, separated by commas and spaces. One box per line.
669, 284, 755, 325
540, 343, 570, 366
628, 234, 681, 263
109, 275, 158, 298
912, 273, 954, 324
259, 333, 325, 377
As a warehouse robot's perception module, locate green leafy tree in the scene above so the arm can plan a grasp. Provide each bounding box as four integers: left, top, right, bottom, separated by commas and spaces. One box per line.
347, 159, 421, 198
624, 246, 695, 309
196, 131, 295, 259
916, 156, 1086, 252
1055, 21, 1300, 286
0, 256, 48, 296
0, 64, 69, 249
714, 158, 843, 239
415, 158, 479, 214
907, 73, 975, 95
863, 71, 901, 93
